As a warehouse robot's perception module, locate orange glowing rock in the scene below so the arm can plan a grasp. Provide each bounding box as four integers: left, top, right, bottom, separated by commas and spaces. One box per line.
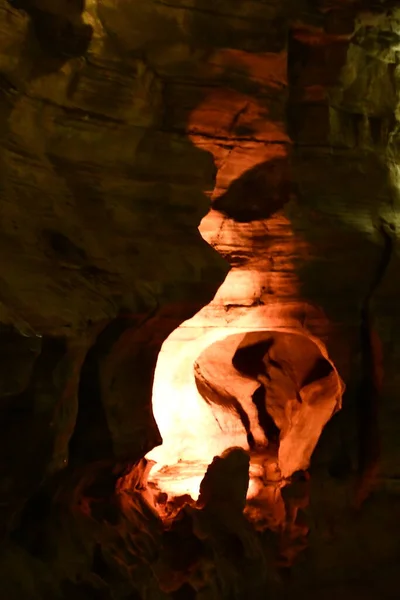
146, 319, 343, 504
146, 201, 343, 505
145, 64, 344, 508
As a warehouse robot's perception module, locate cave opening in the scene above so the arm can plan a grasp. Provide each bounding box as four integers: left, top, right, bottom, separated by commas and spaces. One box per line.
144, 323, 344, 525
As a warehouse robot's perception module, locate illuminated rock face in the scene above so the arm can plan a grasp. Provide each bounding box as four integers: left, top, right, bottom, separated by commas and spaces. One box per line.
0, 1, 400, 599
148, 327, 343, 502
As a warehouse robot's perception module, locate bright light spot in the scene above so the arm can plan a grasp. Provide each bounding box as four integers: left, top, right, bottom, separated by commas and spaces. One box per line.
146, 328, 250, 501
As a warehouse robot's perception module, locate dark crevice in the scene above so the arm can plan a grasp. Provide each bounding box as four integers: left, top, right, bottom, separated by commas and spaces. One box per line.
68, 317, 133, 466
8, 0, 93, 66
301, 357, 333, 388
42, 229, 87, 265
92, 544, 112, 580
356, 220, 394, 499
69, 303, 160, 466
365, 221, 394, 302
69, 344, 112, 466
5, 336, 67, 542
234, 401, 255, 449
233, 339, 281, 444
232, 339, 274, 379
161, 126, 289, 145
252, 385, 280, 445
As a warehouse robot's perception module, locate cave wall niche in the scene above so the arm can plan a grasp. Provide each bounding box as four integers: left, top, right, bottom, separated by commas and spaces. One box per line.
145, 318, 344, 523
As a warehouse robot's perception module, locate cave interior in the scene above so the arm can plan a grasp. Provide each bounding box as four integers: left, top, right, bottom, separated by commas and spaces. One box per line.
1, 0, 400, 599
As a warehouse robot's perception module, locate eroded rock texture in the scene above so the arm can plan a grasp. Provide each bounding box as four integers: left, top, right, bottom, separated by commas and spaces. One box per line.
194, 331, 343, 477
0, 0, 400, 599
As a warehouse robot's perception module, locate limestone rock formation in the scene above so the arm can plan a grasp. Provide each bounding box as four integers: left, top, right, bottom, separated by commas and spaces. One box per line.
0, 0, 400, 599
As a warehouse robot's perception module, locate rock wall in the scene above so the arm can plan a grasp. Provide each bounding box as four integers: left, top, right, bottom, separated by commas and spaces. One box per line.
0, 1, 400, 599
